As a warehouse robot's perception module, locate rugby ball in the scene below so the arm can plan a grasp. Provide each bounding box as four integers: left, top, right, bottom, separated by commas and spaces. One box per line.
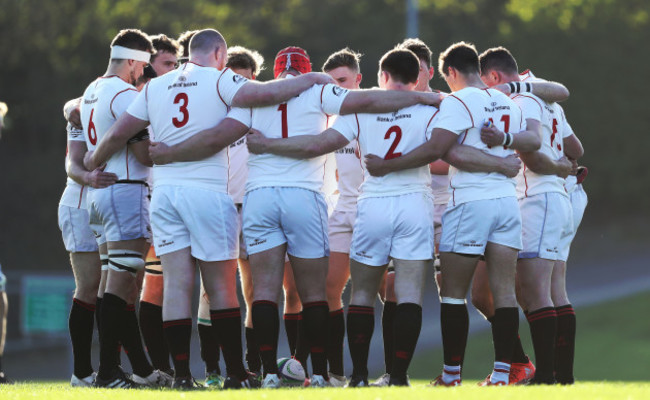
277, 357, 305, 386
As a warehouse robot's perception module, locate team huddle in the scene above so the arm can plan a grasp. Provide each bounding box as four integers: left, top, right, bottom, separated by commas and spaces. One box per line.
58, 27, 588, 390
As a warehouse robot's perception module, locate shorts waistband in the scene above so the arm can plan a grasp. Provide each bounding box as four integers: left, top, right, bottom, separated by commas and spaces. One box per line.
116, 179, 149, 187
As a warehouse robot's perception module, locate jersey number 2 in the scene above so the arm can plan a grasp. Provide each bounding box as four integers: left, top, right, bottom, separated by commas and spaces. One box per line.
172, 93, 189, 128
384, 126, 402, 160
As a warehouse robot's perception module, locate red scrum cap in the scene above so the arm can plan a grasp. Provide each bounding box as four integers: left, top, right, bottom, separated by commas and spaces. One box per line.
274, 46, 312, 78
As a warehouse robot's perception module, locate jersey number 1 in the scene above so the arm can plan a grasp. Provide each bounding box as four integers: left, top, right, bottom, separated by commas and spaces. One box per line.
384, 126, 402, 160
172, 93, 189, 128
277, 103, 288, 138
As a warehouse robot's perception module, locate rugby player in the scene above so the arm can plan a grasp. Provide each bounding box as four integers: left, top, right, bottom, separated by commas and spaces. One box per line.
0, 103, 8, 384
365, 42, 542, 386
87, 30, 338, 389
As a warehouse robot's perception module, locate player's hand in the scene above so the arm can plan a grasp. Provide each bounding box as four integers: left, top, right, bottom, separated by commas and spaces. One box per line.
418, 91, 443, 106
148, 141, 173, 165
86, 165, 118, 189
83, 150, 96, 171
364, 154, 390, 177
499, 154, 522, 177
555, 156, 573, 178
246, 129, 268, 154
64, 103, 82, 129
304, 72, 336, 86
493, 83, 512, 95
480, 124, 506, 147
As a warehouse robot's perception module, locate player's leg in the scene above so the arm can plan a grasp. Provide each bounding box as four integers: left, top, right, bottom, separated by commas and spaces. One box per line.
238, 258, 262, 375
0, 266, 8, 383
381, 267, 396, 379
282, 261, 302, 358
197, 281, 223, 387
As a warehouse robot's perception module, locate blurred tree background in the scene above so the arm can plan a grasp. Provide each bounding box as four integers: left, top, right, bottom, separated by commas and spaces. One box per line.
0, 0, 648, 271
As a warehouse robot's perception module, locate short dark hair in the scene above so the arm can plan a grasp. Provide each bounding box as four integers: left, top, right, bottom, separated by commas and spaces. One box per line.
190, 29, 226, 55
111, 29, 153, 53
322, 48, 362, 73
150, 34, 179, 62
479, 47, 519, 76
379, 48, 420, 84
227, 46, 265, 76
177, 30, 198, 58
399, 38, 432, 68
438, 41, 479, 77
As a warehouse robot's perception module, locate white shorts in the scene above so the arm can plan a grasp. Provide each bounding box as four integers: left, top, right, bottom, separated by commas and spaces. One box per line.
243, 187, 329, 258
434, 203, 447, 249
58, 204, 99, 253
151, 185, 238, 261
350, 192, 434, 267
88, 182, 151, 243
519, 192, 573, 262
328, 208, 356, 254
439, 196, 522, 255
559, 185, 588, 261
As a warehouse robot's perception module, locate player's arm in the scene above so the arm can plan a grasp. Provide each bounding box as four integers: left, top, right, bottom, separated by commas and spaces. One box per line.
63, 97, 82, 129
563, 134, 584, 160
67, 140, 118, 188
128, 132, 153, 167
339, 90, 441, 115
480, 118, 542, 152
494, 81, 570, 103
444, 144, 522, 178
231, 72, 335, 108
149, 118, 249, 165
246, 128, 350, 159
519, 151, 573, 178
365, 128, 457, 177
85, 113, 149, 171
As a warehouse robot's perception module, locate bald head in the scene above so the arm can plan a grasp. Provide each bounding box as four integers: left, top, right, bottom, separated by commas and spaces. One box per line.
189, 29, 226, 56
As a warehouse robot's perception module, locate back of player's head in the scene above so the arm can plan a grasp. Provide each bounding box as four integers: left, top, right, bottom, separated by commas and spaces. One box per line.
178, 30, 198, 59
274, 46, 312, 78
399, 38, 432, 68
479, 47, 519, 76
227, 46, 265, 77
190, 29, 226, 55
111, 29, 154, 53
438, 42, 479, 77
322, 48, 362, 73
379, 48, 420, 84
150, 34, 180, 61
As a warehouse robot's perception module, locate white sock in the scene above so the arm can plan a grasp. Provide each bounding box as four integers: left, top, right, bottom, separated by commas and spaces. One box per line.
490, 361, 511, 384
442, 364, 461, 384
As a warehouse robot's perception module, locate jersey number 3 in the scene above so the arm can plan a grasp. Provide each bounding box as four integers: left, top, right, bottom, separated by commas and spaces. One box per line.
172, 92, 189, 128
384, 126, 402, 160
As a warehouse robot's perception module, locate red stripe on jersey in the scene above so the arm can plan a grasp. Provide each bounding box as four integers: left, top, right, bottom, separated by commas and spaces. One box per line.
77, 185, 85, 209
216, 67, 231, 107
354, 113, 360, 136
520, 69, 532, 81
126, 146, 130, 179
110, 88, 138, 119
482, 88, 492, 97
449, 95, 474, 127
426, 110, 440, 137
513, 94, 543, 116
523, 164, 529, 197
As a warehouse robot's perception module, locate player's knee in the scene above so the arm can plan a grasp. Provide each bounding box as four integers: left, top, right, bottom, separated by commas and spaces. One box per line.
108, 250, 145, 275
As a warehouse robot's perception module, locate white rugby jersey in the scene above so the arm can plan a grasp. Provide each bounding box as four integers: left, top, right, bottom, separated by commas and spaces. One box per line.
228, 83, 349, 193
128, 63, 248, 192
59, 124, 88, 209
332, 104, 437, 200
435, 87, 524, 205
560, 107, 580, 194
228, 135, 248, 204
333, 139, 364, 211
80, 75, 149, 181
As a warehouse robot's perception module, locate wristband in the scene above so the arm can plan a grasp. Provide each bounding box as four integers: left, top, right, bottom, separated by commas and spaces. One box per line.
507, 81, 532, 94
501, 130, 508, 146
504, 132, 513, 147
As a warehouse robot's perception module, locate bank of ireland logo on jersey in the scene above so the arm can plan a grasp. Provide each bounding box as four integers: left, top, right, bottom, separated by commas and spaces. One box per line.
179, 75, 187, 82
332, 86, 347, 97
233, 74, 247, 84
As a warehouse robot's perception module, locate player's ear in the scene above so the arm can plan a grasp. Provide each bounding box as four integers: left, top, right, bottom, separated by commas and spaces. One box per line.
428, 67, 435, 80
356, 73, 362, 86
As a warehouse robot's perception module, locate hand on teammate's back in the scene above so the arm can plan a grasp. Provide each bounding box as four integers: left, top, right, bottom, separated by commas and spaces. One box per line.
364, 154, 390, 177
302, 72, 337, 86
492, 83, 511, 96
499, 154, 522, 178
245, 129, 267, 154
87, 165, 118, 188
148, 141, 173, 165
419, 91, 444, 106
480, 124, 506, 147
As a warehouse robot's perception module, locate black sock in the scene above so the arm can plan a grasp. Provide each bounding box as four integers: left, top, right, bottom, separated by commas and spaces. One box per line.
555, 305, 576, 384
163, 318, 192, 378
492, 307, 519, 365
440, 302, 469, 367
95, 297, 103, 335
98, 293, 126, 379
328, 308, 345, 376
295, 316, 310, 377
252, 301, 279, 375
245, 327, 262, 373
526, 307, 557, 383
121, 304, 154, 378
382, 301, 396, 374
69, 298, 96, 378
283, 313, 300, 356
198, 323, 221, 375
210, 308, 247, 381
347, 305, 374, 378
391, 303, 422, 381
302, 301, 329, 377
138, 301, 171, 371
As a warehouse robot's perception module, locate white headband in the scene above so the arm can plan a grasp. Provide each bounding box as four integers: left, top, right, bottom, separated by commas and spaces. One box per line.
110, 45, 151, 63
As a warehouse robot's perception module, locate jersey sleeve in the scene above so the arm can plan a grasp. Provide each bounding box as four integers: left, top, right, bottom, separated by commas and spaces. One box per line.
433, 95, 474, 135
110, 88, 138, 119
227, 107, 252, 128
424, 108, 440, 141
558, 106, 575, 138
319, 84, 350, 115
217, 68, 249, 107
67, 123, 85, 142
126, 84, 149, 121
330, 113, 360, 142
513, 95, 543, 122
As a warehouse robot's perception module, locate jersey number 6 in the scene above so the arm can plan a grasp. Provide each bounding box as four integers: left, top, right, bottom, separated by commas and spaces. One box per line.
87, 109, 97, 145
172, 92, 189, 128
